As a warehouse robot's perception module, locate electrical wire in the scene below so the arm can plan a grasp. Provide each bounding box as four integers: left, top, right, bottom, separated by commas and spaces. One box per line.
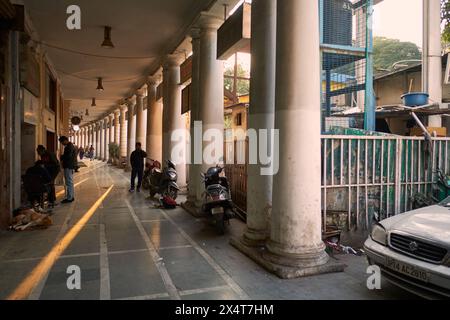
57, 68, 143, 83
34, 40, 158, 60
33, 40, 187, 61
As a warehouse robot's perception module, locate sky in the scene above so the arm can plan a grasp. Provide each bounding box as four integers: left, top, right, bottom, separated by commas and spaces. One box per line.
373, 0, 423, 47
226, 0, 425, 72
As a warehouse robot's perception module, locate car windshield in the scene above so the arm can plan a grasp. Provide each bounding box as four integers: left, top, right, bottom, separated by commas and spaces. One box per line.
438, 196, 450, 207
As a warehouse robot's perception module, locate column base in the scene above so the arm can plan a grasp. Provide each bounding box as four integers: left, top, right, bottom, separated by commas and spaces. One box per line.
180, 201, 205, 218
230, 237, 346, 279
241, 227, 268, 247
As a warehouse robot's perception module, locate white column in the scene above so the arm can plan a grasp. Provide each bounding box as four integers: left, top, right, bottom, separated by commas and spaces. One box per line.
162, 54, 187, 188
119, 105, 128, 159
187, 28, 201, 204
135, 88, 146, 147
90, 125, 94, 149
96, 123, 100, 154
263, 0, 329, 270
104, 117, 109, 162
196, 14, 224, 202
114, 110, 120, 145
81, 128, 85, 148
423, 0, 443, 127
126, 96, 137, 170
146, 76, 163, 162
109, 114, 114, 148
242, 0, 276, 246
99, 120, 105, 161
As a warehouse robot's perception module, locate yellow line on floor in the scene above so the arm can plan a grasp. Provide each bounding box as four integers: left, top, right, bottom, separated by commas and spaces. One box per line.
55, 178, 89, 199
6, 184, 115, 300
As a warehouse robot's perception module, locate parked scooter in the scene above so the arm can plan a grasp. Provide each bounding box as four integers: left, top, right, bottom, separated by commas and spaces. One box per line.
201, 165, 235, 234
142, 160, 161, 191
147, 160, 180, 199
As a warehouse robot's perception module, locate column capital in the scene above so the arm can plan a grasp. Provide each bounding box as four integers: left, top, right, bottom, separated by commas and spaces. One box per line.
119, 104, 128, 112
147, 75, 161, 87
114, 109, 121, 116
197, 12, 223, 30
136, 87, 147, 98
163, 53, 184, 68
125, 95, 137, 107
189, 27, 201, 40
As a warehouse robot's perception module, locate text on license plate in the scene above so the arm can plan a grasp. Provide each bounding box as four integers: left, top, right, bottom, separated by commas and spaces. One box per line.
386, 258, 429, 282
211, 207, 224, 215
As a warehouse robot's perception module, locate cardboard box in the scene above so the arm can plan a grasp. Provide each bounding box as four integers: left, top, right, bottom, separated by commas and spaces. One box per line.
410, 127, 447, 137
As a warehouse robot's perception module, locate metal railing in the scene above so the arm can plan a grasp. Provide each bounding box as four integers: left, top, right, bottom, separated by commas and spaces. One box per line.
322, 135, 450, 231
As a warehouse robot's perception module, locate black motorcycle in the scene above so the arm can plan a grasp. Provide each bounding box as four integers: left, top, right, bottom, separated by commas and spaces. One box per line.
201, 165, 235, 234
147, 160, 180, 199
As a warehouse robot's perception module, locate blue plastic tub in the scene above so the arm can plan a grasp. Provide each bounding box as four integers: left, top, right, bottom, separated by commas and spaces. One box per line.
401, 92, 429, 107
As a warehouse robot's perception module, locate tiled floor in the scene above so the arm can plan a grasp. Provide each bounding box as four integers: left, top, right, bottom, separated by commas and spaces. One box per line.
0, 161, 417, 300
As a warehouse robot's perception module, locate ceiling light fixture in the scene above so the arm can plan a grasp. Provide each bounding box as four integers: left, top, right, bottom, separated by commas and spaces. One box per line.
101, 26, 115, 48
91, 98, 96, 107
85, 108, 89, 116
96, 77, 104, 91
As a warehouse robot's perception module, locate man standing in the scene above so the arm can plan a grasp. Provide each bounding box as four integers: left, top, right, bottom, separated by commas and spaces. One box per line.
59, 136, 76, 203
129, 142, 147, 193
36, 145, 60, 207
89, 145, 95, 161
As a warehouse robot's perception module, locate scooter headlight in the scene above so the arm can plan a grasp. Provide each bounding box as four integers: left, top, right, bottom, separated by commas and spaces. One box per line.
371, 224, 387, 246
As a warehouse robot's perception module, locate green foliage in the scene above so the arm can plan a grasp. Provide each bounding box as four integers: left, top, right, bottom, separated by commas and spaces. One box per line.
224, 64, 250, 96
443, 0, 450, 43
373, 37, 422, 72
108, 142, 120, 159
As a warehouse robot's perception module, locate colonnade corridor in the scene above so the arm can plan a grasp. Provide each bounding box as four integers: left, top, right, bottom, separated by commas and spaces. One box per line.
0, 161, 414, 300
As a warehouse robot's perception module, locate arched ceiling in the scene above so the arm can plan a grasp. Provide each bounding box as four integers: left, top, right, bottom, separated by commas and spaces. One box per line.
16, 0, 240, 125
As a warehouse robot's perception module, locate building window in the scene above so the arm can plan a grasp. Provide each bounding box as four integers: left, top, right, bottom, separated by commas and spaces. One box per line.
235, 112, 242, 126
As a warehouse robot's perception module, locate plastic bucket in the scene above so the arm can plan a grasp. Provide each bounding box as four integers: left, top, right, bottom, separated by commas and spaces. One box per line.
401, 92, 429, 107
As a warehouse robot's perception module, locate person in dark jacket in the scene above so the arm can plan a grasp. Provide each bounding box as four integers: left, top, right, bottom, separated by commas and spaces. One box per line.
129, 142, 147, 193
24, 160, 52, 205
37, 145, 60, 207
59, 136, 76, 203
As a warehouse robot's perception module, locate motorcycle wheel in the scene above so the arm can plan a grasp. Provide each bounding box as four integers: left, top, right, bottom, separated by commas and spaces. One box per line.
142, 175, 150, 190
215, 212, 226, 235
163, 186, 178, 200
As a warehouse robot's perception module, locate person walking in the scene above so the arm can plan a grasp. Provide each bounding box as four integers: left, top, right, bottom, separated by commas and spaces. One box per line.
59, 136, 76, 203
36, 145, 60, 208
89, 145, 95, 161
129, 142, 147, 193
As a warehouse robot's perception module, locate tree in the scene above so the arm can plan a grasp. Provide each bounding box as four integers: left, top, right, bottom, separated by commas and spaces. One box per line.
373, 37, 422, 72
442, 0, 450, 43
224, 63, 250, 96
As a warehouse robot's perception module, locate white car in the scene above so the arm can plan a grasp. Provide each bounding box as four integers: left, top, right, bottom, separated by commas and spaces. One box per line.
364, 199, 450, 299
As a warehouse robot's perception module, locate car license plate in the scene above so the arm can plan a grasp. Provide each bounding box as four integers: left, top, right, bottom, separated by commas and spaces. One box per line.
386, 258, 429, 282
211, 207, 224, 215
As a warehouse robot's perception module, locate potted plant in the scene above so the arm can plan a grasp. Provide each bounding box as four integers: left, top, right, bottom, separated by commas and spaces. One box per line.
108, 142, 120, 166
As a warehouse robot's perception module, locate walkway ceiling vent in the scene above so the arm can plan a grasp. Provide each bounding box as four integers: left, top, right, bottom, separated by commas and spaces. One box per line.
101, 26, 114, 48
96, 77, 104, 91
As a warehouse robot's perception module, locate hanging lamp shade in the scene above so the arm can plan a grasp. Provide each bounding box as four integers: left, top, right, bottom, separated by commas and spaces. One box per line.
96, 77, 104, 91
91, 98, 96, 107
101, 26, 114, 48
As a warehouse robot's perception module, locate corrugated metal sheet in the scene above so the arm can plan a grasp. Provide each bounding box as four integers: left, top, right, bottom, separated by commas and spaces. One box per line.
0, 0, 15, 20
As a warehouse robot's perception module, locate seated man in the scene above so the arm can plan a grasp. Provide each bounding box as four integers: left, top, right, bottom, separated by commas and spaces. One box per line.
23, 161, 52, 208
